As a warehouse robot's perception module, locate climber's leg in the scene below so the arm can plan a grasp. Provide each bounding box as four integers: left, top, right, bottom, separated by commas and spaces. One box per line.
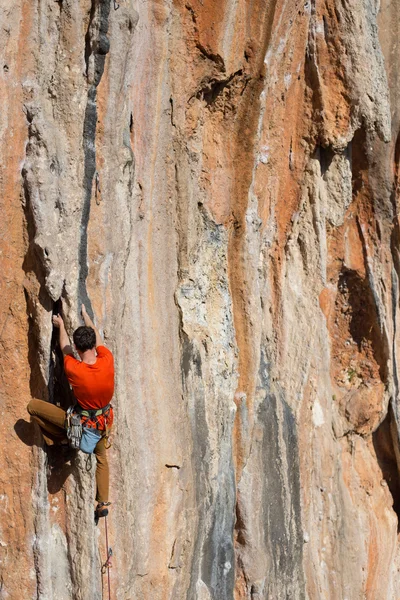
27, 399, 67, 443
94, 435, 109, 503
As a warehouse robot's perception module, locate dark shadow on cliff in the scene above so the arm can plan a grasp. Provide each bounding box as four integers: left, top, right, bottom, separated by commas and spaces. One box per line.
14, 418, 77, 494
373, 405, 400, 532
46, 445, 78, 495
14, 418, 38, 447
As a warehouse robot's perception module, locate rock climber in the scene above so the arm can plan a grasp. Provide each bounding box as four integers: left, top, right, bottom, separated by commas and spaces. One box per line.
27, 304, 114, 521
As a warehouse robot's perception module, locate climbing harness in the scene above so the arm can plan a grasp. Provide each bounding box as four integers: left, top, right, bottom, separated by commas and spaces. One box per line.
101, 514, 113, 600
77, 403, 113, 453
65, 403, 113, 453
75, 403, 112, 428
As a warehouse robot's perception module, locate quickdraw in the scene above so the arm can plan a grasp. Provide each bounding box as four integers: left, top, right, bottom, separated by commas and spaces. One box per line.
101, 515, 113, 600
76, 403, 112, 432
101, 546, 113, 575
65, 406, 82, 449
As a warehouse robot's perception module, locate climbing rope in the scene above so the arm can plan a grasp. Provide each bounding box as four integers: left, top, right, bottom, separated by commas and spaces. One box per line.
101, 515, 113, 600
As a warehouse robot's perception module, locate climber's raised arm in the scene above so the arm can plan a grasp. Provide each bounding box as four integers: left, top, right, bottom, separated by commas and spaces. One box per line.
52, 314, 74, 355
81, 304, 103, 348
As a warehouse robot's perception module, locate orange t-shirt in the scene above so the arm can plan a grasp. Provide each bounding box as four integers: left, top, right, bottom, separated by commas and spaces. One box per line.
64, 346, 114, 427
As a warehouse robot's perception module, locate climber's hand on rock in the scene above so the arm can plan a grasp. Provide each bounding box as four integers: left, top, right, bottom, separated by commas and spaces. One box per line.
81, 303, 102, 347
53, 314, 72, 354
52, 314, 64, 329
81, 304, 92, 327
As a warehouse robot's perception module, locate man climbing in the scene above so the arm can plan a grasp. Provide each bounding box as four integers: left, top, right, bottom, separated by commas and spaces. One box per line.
27, 304, 114, 521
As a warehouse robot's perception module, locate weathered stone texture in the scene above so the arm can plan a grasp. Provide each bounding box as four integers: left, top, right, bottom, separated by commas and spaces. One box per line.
1, 0, 400, 598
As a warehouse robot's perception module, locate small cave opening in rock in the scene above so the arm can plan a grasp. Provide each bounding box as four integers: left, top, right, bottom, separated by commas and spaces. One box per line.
373, 406, 400, 530
315, 144, 334, 177
351, 127, 369, 198
336, 267, 388, 385
234, 500, 247, 547
195, 70, 243, 107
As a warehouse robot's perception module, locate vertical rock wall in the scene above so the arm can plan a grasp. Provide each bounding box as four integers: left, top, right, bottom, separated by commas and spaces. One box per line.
1, 0, 400, 598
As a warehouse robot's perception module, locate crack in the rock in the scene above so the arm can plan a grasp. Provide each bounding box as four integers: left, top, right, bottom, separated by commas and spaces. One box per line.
389, 130, 400, 427
195, 42, 225, 71
79, 0, 111, 316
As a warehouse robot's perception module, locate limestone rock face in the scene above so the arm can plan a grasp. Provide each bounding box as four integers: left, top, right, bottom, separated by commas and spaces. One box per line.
1, 0, 400, 598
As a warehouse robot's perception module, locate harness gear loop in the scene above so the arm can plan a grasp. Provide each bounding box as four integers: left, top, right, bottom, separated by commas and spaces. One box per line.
75, 402, 111, 421
75, 403, 112, 431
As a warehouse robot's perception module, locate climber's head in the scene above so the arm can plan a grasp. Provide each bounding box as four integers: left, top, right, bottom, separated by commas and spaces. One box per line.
73, 326, 96, 353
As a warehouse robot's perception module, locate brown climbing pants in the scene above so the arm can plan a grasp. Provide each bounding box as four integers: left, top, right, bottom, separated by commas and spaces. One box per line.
27, 399, 110, 503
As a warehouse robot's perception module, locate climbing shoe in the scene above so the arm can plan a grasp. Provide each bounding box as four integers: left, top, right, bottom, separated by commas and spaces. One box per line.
94, 502, 111, 525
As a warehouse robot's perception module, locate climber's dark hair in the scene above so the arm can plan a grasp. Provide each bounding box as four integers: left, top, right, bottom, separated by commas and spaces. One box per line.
73, 326, 96, 352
